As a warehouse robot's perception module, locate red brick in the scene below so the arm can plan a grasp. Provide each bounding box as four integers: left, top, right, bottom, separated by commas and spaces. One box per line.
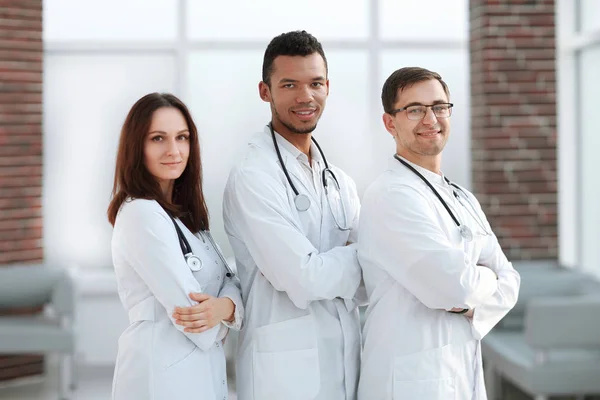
0, 7, 42, 21
0, 165, 42, 177
0, 197, 41, 209
0, 50, 42, 62
0, 217, 42, 231
0, 248, 43, 264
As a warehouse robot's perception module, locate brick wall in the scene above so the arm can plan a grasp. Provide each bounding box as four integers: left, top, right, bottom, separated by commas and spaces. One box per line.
0, 0, 44, 381
469, 0, 558, 260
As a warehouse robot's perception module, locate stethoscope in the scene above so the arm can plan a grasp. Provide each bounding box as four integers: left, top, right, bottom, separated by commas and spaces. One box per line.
394, 154, 492, 242
269, 122, 351, 231
165, 212, 234, 278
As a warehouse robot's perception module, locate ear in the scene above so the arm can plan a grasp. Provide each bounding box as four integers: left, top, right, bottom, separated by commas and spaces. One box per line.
382, 113, 397, 138
325, 79, 330, 96
258, 81, 271, 102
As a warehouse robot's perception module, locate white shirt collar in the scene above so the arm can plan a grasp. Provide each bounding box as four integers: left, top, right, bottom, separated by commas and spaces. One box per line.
263, 124, 323, 165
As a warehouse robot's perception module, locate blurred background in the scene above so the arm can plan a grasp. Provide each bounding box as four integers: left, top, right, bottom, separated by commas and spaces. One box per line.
1, 0, 599, 399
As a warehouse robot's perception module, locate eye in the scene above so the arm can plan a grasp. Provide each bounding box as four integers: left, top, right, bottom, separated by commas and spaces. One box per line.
151, 136, 163, 142
312, 82, 323, 87
282, 83, 294, 89
177, 134, 189, 141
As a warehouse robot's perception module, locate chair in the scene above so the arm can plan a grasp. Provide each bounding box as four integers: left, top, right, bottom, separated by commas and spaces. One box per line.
482, 261, 600, 400
0, 264, 77, 400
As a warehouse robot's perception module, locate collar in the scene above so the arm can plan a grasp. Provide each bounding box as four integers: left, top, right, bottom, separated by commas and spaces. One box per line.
262, 124, 323, 164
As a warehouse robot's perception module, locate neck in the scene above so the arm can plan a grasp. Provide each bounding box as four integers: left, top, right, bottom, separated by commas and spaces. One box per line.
397, 149, 442, 175
160, 180, 175, 203
271, 119, 312, 161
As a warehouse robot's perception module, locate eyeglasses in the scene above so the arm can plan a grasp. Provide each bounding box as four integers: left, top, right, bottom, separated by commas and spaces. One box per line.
389, 103, 454, 121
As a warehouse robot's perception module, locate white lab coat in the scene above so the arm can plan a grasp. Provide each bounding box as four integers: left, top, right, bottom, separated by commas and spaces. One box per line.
223, 126, 364, 400
357, 157, 520, 400
111, 199, 243, 400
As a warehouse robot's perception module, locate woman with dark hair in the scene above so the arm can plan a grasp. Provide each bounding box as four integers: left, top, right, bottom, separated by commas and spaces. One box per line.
108, 92, 243, 400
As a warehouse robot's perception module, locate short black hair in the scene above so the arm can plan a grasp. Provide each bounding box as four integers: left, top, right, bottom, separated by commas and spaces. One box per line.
262, 30, 328, 86
381, 67, 450, 114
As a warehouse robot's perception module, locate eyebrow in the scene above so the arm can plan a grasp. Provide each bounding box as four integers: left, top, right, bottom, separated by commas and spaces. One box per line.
148, 129, 190, 135
401, 100, 448, 108
278, 76, 326, 84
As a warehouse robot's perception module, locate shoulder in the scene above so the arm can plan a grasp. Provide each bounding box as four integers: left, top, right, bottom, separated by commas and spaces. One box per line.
115, 198, 169, 227
225, 144, 285, 195
363, 170, 432, 210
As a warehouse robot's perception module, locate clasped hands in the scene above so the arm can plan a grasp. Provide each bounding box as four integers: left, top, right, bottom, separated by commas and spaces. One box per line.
172, 293, 235, 333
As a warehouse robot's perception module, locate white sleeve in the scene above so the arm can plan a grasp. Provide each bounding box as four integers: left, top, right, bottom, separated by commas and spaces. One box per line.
117, 200, 221, 351
468, 196, 521, 339
223, 168, 362, 310
218, 275, 244, 331
346, 177, 361, 245
359, 185, 498, 310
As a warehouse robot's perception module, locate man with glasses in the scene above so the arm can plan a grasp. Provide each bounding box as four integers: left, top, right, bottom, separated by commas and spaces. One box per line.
357, 67, 520, 400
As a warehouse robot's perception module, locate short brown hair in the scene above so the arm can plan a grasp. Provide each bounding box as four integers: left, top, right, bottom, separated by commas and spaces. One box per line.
381, 67, 450, 114
107, 93, 209, 232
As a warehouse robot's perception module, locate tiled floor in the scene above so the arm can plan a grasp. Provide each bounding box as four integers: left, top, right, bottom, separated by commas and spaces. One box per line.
0, 362, 237, 400
1, 365, 598, 400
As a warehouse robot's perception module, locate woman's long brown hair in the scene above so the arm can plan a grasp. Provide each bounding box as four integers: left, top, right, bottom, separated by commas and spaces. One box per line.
107, 93, 209, 232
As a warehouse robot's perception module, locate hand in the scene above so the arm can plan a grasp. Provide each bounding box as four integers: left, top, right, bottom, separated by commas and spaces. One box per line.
172, 293, 235, 333
448, 308, 475, 318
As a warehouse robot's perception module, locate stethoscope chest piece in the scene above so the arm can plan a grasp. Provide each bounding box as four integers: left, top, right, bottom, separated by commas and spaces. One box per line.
186, 254, 203, 271
459, 225, 473, 242
294, 194, 311, 211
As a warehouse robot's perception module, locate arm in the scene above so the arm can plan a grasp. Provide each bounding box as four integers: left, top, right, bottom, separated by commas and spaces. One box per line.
469, 223, 521, 339
223, 168, 362, 309
218, 275, 244, 330
118, 200, 221, 351
358, 185, 498, 310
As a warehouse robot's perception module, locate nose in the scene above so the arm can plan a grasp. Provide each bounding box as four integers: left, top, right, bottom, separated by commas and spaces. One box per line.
296, 85, 313, 103
421, 107, 438, 125
165, 137, 179, 156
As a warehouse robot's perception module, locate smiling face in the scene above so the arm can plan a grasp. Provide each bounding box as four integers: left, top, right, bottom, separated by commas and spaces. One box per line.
259, 52, 329, 135
143, 106, 190, 196
383, 79, 451, 169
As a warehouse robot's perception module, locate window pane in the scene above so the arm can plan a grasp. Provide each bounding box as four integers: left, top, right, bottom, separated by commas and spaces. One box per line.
580, 0, 600, 33
187, 51, 268, 257
380, 50, 471, 187
309, 51, 372, 194
186, 0, 369, 41
579, 45, 600, 277
43, 54, 176, 269
380, 0, 468, 41
44, 0, 178, 41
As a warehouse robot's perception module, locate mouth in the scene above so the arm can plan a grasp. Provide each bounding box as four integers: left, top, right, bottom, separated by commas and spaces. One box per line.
161, 161, 182, 166
417, 130, 441, 137
292, 109, 317, 121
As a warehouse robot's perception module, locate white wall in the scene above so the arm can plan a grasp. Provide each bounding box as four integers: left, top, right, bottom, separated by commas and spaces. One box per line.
42, 0, 470, 364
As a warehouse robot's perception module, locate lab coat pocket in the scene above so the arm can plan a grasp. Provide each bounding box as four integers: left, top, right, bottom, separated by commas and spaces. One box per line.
392, 345, 457, 400
154, 347, 217, 400
253, 314, 320, 400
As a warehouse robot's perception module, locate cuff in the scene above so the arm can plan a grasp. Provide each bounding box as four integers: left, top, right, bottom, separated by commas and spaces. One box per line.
221, 295, 243, 330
